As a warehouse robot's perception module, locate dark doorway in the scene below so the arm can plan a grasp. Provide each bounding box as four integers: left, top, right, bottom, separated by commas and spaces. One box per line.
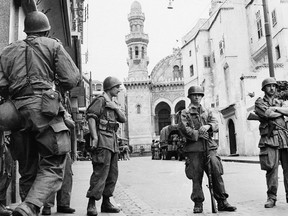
228, 119, 237, 155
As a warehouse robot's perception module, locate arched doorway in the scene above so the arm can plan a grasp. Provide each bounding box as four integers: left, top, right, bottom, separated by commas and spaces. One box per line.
228, 119, 237, 155
155, 102, 171, 135
174, 100, 185, 113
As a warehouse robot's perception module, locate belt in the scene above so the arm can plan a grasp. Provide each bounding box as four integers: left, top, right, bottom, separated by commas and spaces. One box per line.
12, 88, 50, 99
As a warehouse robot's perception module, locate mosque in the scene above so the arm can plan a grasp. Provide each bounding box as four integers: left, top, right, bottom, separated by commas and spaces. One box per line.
123, 1, 186, 147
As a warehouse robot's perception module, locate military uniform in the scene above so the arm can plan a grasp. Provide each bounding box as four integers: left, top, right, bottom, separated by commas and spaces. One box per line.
86, 92, 120, 200
178, 104, 229, 204
0, 34, 80, 213
255, 95, 288, 203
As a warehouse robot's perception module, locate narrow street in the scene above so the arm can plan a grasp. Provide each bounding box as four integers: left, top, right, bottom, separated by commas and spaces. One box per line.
114, 156, 287, 216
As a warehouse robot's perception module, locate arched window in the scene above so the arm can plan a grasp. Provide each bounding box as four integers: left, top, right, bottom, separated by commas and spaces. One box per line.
135, 46, 139, 58
136, 104, 141, 114
129, 47, 133, 59
141, 47, 145, 59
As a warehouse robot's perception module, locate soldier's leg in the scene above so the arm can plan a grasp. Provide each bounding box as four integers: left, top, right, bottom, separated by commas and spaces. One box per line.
208, 151, 228, 201
279, 149, 288, 202
101, 152, 120, 213
86, 148, 112, 200
10, 130, 38, 201
24, 154, 67, 207
56, 153, 75, 213
86, 148, 112, 216
186, 152, 205, 203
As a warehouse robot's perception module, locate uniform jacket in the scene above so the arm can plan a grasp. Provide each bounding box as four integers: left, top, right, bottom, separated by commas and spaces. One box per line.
178, 104, 218, 152
255, 96, 288, 148
0, 35, 80, 101
86, 92, 120, 153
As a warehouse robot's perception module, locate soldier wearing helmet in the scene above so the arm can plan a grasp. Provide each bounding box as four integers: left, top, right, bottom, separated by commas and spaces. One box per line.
255, 77, 288, 208
85, 76, 126, 216
178, 86, 236, 214
0, 11, 80, 216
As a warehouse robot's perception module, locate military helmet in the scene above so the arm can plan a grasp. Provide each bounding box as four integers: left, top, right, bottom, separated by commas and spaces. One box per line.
0, 100, 23, 131
261, 77, 278, 91
103, 76, 122, 91
24, 11, 51, 33
187, 86, 204, 97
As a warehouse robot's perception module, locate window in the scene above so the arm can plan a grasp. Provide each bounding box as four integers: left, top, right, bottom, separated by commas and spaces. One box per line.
189, 50, 191, 57
272, 10, 277, 27
129, 48, 132, 59
219, 40, 224, 55
256, 10, 263, 39
136, 104, 141, 114
96, 84, 102, 91
135, 46, 139, 58
212, 52, 215, 63
204, 56, 211, 68
141, 47, 145, 59
190, 65, 194, 77
275, 45, 281, 60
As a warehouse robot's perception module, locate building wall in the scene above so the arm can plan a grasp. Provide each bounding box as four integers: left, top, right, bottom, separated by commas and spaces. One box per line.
126, 84, 152, 145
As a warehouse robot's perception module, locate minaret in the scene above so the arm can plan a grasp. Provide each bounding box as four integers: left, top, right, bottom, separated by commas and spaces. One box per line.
125, 1, 149, 81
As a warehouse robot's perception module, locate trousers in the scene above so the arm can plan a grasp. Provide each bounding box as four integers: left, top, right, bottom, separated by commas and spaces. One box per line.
86, 148, 118, 200
279, 148, 288, 200
185, 150, 228, 203
9, 98, 70, 208
44, 153, 73, 207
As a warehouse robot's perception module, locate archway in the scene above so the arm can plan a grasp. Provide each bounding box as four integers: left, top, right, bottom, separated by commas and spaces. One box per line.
155, 102, 171, 135
228, 119, 237, 155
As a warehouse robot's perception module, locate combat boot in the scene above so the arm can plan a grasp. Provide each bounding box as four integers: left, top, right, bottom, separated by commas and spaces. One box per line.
101, 196, 120, 213
193, 202, 203, 213
0, 202, 12, 216
87, 198, 97, 216
217, 200, 237, 211
264, 198, 276, 208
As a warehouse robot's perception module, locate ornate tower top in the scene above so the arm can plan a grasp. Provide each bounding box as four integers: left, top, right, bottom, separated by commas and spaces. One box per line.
125, 1, 149, 82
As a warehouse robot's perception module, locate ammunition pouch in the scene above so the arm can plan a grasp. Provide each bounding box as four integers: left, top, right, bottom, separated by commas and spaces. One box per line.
98, 119, 119, 133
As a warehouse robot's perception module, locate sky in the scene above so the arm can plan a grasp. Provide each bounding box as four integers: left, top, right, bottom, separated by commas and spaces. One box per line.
84, 0, 211, 82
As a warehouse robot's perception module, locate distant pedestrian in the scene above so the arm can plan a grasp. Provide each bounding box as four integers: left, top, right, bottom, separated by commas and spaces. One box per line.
254, 77, 288, 208
178, 86, 236, 214
123, 144, 130, 160
0, 11, 80, 216
86, 76, 126, 216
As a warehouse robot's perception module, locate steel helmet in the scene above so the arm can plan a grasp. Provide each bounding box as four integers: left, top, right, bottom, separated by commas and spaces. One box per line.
24, 11, 51, 33
261, 77, 278, 91
0, 100, 23, 131
103, 76, 122, 91
187, 86, 204, 97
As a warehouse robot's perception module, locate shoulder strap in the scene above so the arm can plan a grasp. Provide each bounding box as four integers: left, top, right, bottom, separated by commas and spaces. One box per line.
24, 39, 58, 83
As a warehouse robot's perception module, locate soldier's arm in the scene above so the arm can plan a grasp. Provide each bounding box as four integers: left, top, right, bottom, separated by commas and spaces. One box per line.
177, 110, 200, 141
54, 44, 81, 91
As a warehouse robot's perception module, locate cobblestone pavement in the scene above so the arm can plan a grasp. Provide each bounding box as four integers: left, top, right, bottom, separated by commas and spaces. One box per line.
113, 157, 288, 216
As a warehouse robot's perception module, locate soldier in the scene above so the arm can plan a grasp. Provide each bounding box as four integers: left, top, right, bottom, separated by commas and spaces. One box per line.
178, 86, 236, 214
0, 11, 80, 216
254, 77, 288, 208
86, 76, 126, 216
0, 131, 13, 216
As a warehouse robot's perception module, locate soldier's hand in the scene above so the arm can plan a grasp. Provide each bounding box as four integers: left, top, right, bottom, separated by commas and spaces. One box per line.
199, 125, 210, 134
90, 137, 98, 150
199, 130, 209, 140
106, 101, 118, 110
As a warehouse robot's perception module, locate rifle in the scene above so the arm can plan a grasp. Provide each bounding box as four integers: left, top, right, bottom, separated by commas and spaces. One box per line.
204, 139, 218, 213
247, 112, 288, 135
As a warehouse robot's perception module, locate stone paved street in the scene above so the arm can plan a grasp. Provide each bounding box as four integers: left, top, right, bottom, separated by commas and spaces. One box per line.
114, 156, 288, 216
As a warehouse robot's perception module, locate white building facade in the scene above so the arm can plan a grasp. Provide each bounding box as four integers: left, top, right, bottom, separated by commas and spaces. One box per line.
181, 0, 288, 156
